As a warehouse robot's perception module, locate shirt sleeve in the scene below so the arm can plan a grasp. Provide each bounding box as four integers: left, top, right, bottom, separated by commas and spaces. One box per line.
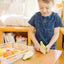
54, 13, 63, 28
28, 14, 35, 27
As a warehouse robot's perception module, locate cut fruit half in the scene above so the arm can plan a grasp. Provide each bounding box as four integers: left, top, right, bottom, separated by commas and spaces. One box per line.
23, 51, 34, 60
40, 41, 47, 54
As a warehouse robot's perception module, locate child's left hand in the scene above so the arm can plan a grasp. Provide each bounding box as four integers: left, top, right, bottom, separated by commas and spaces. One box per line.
45, 45, 51, 53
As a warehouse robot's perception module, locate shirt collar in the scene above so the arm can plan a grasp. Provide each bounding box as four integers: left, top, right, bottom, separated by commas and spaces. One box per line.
39, 12, 53, 19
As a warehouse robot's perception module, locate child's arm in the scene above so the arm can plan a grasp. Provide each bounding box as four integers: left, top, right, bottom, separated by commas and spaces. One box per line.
29, 25, 40, 51
46, 27, 60, 52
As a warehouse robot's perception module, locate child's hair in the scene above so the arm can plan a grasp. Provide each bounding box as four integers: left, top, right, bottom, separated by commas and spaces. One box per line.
38, 0, 54, 3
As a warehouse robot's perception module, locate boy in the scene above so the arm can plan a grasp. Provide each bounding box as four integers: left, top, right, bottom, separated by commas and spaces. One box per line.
28, 0, 63, 53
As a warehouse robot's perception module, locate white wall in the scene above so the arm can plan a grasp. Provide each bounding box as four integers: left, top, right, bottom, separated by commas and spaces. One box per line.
24, 0, 39, 18
55, 0, 62, 3
1, 0, 62, 18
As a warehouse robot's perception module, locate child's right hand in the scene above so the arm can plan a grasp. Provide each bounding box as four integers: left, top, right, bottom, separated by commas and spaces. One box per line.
34, 44, 40, 51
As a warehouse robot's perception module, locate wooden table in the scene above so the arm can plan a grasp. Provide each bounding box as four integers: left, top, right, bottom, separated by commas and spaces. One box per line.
0, 26, 31, 45
11, 48, 62, 64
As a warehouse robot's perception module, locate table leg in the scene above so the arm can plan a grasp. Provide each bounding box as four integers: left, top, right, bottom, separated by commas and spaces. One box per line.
28, 32, 31, 46
0, 31, 3, 44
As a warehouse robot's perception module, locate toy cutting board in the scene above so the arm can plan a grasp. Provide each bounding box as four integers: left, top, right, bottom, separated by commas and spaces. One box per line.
11, 47, 62, 64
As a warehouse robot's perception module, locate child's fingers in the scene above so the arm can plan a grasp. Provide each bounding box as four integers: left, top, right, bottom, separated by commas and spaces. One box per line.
46, 49, 49, 53
45, 46, 49, 53
34, 47, 40, 51
46, 48, 50, 53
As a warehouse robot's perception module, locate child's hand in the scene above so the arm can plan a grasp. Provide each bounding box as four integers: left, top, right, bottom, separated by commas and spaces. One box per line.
34, 44, 40, 51
45, 45, 51, 53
